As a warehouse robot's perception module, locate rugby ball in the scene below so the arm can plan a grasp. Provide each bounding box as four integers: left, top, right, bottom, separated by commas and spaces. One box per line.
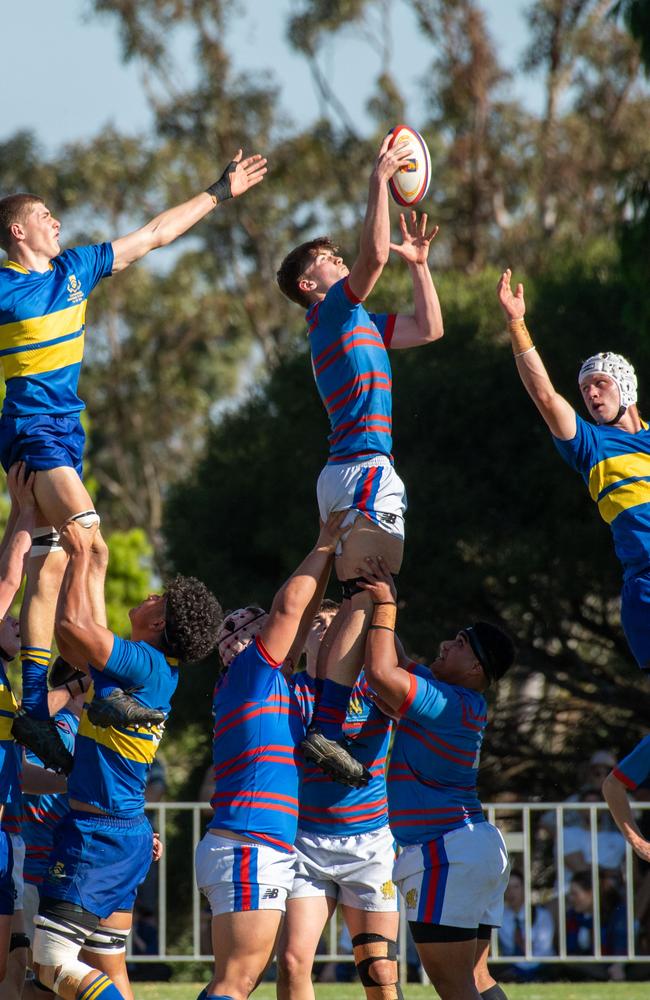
387, 124, 431, 207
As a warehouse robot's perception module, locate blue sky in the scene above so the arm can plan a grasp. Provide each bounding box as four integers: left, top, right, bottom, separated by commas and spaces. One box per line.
3, 0, 539, 152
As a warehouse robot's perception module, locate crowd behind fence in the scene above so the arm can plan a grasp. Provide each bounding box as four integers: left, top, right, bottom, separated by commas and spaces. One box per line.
127, 801, 650, 984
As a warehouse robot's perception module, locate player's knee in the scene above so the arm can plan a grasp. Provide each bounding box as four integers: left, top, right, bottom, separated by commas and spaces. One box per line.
33, 913, 95, 995
63, 510, 101, 531
89, 529, 109, 569
29, 526, 63, 561
277, 946, 312, 984
352, 934, 401, 1000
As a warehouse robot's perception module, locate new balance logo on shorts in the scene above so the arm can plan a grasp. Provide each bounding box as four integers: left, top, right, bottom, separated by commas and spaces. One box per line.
262, 888, 279, 899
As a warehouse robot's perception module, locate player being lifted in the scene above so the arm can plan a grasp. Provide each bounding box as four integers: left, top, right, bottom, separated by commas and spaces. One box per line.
0, 148, 266, 771
276, 134, 444, 784
497, 269, 650, 672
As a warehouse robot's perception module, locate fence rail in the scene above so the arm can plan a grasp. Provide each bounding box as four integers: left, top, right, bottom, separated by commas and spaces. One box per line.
127, 801, 650, 977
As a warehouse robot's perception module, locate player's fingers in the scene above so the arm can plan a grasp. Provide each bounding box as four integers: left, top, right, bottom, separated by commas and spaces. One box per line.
230, 149, 243, 163
426, 224, 439, 241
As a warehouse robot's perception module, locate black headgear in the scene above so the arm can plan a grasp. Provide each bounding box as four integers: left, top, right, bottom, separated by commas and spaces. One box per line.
462, 621, 515, 685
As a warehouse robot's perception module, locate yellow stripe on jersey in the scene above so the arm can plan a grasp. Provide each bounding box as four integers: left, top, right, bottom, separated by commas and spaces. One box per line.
0, 301, 86, 353
0, 682, 17, 741
598, 479, 650, 524
1, 331, 85, 379
78, 712, 163, 765
588, 452, 650, 502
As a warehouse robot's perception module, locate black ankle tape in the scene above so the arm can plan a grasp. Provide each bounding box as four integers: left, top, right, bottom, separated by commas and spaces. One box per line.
10, 932, 30, 951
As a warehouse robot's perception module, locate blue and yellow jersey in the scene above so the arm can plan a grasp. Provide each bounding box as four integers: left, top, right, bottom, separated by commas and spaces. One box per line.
387, 664, 487, 847
306, 278, 397, 465
22, 708, 78, 885
291, 669, 392, 836
0, 659, 21, 814
554, 415, 650, 575
68, 636, 178, 818
209, 637, 306, 853
0, 244, 114, 418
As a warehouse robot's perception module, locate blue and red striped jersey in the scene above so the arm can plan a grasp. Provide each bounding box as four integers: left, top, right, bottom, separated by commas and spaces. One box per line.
613, 734, 650, 791
291, 670, 392, 836
388, 665, 487, 845
306, 278, 396, 464
209, 637, 306, 853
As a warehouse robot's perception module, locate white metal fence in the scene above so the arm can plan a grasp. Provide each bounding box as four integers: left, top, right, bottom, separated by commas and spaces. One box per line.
127, 801, 650, 978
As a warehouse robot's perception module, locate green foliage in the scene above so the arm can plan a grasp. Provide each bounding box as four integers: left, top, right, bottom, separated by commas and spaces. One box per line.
104, 528, 154, 635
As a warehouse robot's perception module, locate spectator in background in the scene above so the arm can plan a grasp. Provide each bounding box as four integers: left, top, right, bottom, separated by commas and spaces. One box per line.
562, 789, 626, 880
497, 870, 555, 982
563, 871, 628, 981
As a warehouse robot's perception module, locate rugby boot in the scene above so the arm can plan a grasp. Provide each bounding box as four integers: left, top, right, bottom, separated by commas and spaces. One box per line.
87, 689, 166, 729
300, 727, 371, 788
11, 712, 74, 775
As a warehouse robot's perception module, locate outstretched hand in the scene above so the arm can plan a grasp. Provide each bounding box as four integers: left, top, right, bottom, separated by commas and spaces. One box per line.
317, 510, 348, 553
497, 268, 526, 320
373, 133, 416, 185
356, 556, 397, 604
228, 150, 268, 197
390, 211, 439, 265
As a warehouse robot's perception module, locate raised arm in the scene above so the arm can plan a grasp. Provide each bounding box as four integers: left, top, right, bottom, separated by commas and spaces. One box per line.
347, 135, 415, 302
0, 463, 37, 618
111, 150, 267, 273
259, 513, 345, 666
603, 771, 650, 862
357, 556, 410, 712
389, 211, 444, 348
497, 269, 576, 440
55, 521, 114, 669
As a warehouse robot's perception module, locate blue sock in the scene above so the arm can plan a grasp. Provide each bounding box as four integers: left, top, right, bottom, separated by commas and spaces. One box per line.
20, 648, 51, 719
313, 678, 352, 739
195, 990, 208, 1000
90, 668, 116, 699
77, 973, 126, 1000
314, 676, 325, 698
207, 995, 235, 1000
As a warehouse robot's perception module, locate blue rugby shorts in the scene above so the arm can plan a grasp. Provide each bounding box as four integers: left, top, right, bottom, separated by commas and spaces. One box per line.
0, 413, 84, 476
41, 810, 153, 919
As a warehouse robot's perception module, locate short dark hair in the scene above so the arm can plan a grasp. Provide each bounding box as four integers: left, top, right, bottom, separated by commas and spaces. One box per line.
318, 598, 340, 614
276, 236, 339, 308
163, 575, 223, 663
0, 193, 44, 252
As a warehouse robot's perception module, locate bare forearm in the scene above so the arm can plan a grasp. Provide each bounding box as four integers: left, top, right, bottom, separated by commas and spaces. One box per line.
56, 550, 94, 641
359, 176, 390, 266
284, 558, 332, 672
408, 261, 443, 342
603, 774, 644, 844
0, 502, 19, 563
273, 545, 335, 621
0, 507, 35, 603
140, 192, 215, 251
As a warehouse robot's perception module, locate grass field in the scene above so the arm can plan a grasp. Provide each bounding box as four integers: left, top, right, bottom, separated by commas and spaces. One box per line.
131, 983, 650, 1000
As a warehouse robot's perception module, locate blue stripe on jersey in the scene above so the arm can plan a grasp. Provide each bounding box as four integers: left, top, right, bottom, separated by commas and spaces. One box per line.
388, 670, 486, 846
553, 415, 650, 574
0, 244, 114, 417
307, 278, 396, 463
292, 670, 391, 836
209, 637, 305, 852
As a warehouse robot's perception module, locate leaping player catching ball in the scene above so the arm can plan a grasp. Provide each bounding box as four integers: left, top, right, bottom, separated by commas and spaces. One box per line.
276, 133, 444, 784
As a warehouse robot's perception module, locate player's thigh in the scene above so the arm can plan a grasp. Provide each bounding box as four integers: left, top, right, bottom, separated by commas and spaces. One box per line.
278, 895, 335, 972
336, 517, 403, 579
415, 938, 478, 995
211, 909, 283, 980
79, 910, 133, 1000
33, 467, 95, 529
341, 905, 399, 941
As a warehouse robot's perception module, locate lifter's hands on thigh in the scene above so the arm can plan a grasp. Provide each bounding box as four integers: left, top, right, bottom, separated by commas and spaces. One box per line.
59, 519, 98, 555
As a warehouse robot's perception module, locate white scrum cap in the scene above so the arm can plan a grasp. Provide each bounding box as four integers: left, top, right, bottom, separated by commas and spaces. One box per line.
217, 606, 268, 667
578, 352, 637, 410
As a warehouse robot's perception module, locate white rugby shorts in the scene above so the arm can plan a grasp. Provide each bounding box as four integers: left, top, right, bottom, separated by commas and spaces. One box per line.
317, 457, 406, 541
289, 826, 398, 912
394, 822, 509, 928
195, 832, 296, 916
9, 833, 25, 911
22, 882, 39, 943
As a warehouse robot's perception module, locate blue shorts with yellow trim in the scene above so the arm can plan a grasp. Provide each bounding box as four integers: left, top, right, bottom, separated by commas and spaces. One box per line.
0, 829, 14, 917
0, 413, 84, 476
42, 810, 152, 919
621, 568, 650, 668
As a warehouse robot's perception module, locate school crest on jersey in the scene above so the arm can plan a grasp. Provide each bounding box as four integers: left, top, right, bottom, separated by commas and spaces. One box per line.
405, 888, 418, 909
67, 274, 84, 304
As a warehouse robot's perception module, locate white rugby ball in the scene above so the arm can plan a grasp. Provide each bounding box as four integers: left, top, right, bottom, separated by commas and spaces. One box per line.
387, 124, 431, 207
